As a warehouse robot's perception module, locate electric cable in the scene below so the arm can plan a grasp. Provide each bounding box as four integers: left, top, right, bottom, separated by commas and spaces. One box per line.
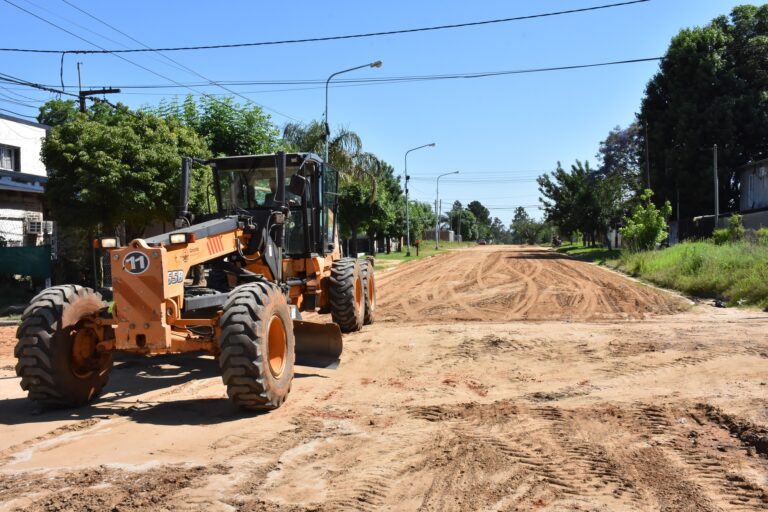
0, 1, 651, 54
2, 0, 300, 121
57, 0, 289, 118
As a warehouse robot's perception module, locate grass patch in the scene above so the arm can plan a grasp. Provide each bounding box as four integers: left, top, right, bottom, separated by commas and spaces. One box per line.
374, 241, 476, 266
617, 241, 768, 308
556, 242, 621, 265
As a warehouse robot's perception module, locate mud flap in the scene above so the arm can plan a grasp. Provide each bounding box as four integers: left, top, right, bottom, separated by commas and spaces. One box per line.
293, 320, 343, 369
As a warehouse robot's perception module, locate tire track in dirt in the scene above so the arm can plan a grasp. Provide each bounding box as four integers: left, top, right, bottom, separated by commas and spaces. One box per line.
377, 246, 686, 322
407, 399, 768, 511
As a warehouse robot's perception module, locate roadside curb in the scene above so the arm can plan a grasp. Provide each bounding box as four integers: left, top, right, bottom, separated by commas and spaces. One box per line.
0, 320, 20, 326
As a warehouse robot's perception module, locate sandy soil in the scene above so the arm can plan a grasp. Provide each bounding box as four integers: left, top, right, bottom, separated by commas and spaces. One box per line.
0, 245, 766, 511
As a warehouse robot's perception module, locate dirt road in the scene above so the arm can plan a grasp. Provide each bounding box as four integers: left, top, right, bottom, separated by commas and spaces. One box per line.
1, 245, 766, 511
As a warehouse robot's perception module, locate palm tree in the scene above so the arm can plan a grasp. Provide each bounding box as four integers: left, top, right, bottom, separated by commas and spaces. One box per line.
283, 121, 383, 254
283, 121, 379, 190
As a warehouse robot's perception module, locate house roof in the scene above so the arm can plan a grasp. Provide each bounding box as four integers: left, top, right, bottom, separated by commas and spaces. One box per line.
0, 113, 50, 130
737, 157, 768, 173
0, 169, 47, 194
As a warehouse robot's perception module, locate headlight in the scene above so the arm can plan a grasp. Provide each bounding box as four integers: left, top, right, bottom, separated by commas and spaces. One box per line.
169, 232, 194, 244
99, 237, 119, 248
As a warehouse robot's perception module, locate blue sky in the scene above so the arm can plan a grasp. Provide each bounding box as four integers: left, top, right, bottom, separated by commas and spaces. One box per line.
0, 0, 752, 222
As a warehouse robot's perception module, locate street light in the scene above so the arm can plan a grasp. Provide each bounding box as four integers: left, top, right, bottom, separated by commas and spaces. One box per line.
435, 171, 459, 249
324, 60, 383, 163
404, 143, 436, 256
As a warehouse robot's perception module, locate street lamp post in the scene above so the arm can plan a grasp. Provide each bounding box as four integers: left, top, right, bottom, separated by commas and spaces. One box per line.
435, 171, 459, 249
324, 60, 382, 163
404, 143, 436, 256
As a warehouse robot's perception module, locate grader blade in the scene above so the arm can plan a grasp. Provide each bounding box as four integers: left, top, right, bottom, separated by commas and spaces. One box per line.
293, 320, 343, 368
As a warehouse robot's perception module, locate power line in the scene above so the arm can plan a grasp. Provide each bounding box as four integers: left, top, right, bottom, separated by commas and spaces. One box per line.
0, 85, 45, 101
0, 71, 128, 115
0, 92, 40, 108
0, 107, 38, 119
0, 1, 651, 54
2, 0, 299, 121
57, 0, 284, 118
58, 57, 663, 90
0, 71, 79, 97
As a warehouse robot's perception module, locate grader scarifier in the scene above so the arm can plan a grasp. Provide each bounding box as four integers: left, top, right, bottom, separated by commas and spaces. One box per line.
14, 152, 375, 410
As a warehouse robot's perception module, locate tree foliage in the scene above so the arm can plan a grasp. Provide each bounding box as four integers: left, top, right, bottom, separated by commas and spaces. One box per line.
597, 123, 643, 199
150, 95, 282, 156
40, 101, 210, 239
620, 189, 672, 252
639, 4, 768, 218
509, 207, 541, 244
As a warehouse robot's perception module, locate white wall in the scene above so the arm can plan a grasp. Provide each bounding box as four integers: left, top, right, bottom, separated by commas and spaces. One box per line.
0, 117, 48, 176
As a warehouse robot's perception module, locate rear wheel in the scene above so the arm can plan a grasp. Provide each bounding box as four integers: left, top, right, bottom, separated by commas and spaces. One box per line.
15, 285, 112, 408
329, 258, 365, 332
219, 282, 295, 410
361, 259, 375, 325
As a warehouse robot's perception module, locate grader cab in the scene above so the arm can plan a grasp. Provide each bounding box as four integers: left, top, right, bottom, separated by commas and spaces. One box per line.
14, 152, 375, 410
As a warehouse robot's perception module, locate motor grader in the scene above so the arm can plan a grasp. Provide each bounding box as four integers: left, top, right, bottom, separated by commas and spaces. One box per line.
14, 152, 375, 410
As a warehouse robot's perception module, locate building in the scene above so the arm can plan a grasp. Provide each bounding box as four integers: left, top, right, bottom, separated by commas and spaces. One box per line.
737, 158, 768, 230
422, 229, 455, 242
0, 113, 50, 247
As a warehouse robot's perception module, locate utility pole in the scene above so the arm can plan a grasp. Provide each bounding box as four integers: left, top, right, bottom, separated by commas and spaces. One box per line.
76, 61, 119, 114
435, 171, 458, 249
404, 143, 436, 256
405, 175, 410, 254
79, 88, 121, 113
713, 144, 719, 229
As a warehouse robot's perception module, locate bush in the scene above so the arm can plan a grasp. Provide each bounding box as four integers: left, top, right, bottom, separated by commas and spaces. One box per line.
713, 214, 746, 245
757, 227, 768, 245
620, 189, 672, 252
712, 228, 731, 245
726, 213, 745, 241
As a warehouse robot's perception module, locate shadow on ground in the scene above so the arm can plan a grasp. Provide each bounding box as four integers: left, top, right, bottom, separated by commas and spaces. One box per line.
0, 352, 328, 426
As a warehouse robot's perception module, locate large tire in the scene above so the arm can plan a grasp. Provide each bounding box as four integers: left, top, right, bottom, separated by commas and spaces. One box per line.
15, 285, 112, 408
219, 282, 295, 410
361, 259, 376, 325
329, 258, 365, 333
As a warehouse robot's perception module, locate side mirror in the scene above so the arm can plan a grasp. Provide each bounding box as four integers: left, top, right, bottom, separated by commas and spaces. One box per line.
288, 173, 307, 196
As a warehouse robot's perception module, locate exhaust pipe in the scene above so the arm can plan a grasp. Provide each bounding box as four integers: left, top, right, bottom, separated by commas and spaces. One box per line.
176, 157, 191, 224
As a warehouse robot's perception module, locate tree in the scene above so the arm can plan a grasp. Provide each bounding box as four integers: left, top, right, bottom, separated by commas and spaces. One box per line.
620, 189, 672, 252
407, 200, 437, 244
41, 101, 211, 240
467, 200, 492, 239
446, 201, 480, 241
510, 207, 541, 244
638, 5, 768, 221
150, 95, 282, 156
538, 160, 605, 244
596, 123, 642, 198
282, 120, 396, 254
489, 217, 510, 244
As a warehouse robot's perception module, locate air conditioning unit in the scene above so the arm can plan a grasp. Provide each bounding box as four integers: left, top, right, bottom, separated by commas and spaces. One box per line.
43, 221, 53, 234
25, 219, 44, 235
758, 166, 766, 179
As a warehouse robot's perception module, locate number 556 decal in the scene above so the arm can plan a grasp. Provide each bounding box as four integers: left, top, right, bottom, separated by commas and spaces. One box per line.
167, 270, 184, 285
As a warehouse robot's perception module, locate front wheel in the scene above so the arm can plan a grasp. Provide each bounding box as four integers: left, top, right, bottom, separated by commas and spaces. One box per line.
15, 285, 112, 408
219, 282, 295, 410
